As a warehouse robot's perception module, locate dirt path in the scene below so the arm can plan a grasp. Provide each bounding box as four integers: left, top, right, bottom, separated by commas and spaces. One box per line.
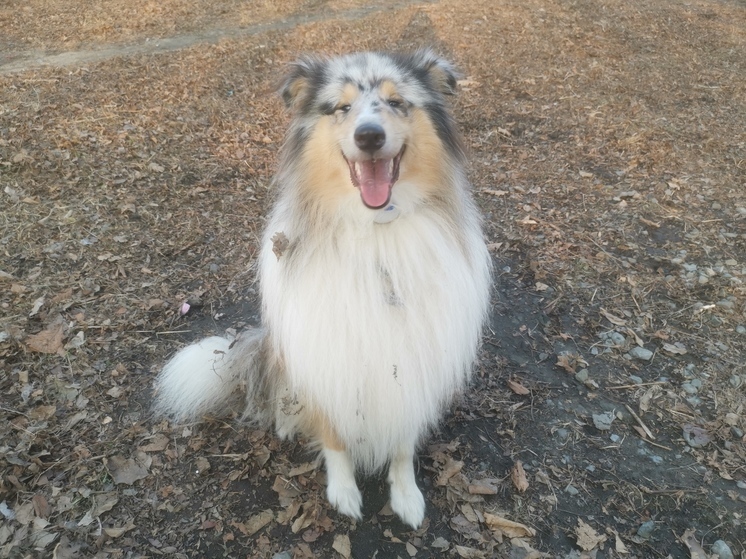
0, 0, 433, 74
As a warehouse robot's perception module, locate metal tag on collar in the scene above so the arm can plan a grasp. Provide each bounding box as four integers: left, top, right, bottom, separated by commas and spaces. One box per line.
373, 204, 400, 224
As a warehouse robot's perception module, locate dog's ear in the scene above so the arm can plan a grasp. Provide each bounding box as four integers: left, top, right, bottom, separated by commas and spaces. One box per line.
413, 50, 459, 96
279, 56, 323, 110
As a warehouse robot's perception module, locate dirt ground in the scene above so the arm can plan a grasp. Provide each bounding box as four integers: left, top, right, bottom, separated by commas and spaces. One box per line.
1, 0, 745, 557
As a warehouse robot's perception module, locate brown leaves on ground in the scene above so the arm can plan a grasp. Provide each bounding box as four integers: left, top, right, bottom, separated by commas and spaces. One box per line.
510, 461, 529, 493
24, 318, 66, 355
483, 512, 536, 538
105, 452, 151, 485
555, 352, 588, 374
574, 518, 607, 551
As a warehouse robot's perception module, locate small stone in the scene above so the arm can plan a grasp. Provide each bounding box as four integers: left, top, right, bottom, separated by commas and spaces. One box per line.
609, 331, 626, 346
732, 427, 744, 438
716, 299, 735, 309
736, 325, 746, 335
565, 484, 579, 496
575, 369, 589, 383
629, 375, 643, 385
208, 263, 220, 274
683, 263, 698, 272
555, 428, 570, 441
610, 434, 620, 443
682, 382, 698, 395
650, 455, 663, 465
730, 375, 743, 389
712, 202, 722, 210
593, 411, 615, 431
629, 347, 654, 361
636, 520, 655, 539
272, 552, 293, 559
711, 540, 734, 559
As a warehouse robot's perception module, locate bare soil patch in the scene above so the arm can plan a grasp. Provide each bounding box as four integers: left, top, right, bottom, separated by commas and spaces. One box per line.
1, 0, 745, 558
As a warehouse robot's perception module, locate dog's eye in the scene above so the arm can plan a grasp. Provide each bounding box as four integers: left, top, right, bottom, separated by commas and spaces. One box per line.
336, 104, 351, 114
388, 99, 403, 109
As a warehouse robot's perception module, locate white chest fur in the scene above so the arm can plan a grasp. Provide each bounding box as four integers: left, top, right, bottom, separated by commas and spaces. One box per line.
260, 204, 491, 470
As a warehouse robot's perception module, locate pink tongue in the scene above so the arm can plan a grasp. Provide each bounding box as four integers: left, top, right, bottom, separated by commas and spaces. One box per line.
358, 159, 392, 208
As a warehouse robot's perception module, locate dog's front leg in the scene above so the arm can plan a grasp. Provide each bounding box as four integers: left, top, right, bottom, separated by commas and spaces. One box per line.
320, 422, 363, 521
388, 445, 426, 529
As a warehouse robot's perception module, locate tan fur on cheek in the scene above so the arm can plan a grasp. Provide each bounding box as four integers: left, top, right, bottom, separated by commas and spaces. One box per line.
400, 109, 451, 198
300, 117, 354, 207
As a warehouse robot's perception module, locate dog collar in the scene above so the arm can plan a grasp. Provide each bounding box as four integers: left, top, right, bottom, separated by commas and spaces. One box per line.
373, 204, 400, 224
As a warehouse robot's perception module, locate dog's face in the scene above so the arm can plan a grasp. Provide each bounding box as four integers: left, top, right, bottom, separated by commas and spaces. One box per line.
280, 51, 463, 210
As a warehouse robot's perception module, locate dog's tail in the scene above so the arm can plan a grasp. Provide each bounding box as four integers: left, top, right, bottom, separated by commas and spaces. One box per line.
153, 329, 266, 423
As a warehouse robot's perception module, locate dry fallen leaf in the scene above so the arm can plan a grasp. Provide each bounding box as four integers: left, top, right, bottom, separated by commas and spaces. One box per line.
575, 518, 607, 551
32, 494, 51, 519
139, 433, 170, 452
244, 510, 274, 536
288, 462, 316, 477
103, 522, 135, 538
680, 529, 707, 559
25, 320, 66, 355
468, 479, 498, 495
483, 189, 508, 197
600, 308, 627, 326
436, 457, 464, 486
484, 512, 536, 538
332, 534, 352, 559
507, 379, 530, 395
511, 461, 530, 493
455, 545, 486, 559
52, 536, 82, 559
555, 352, 587, 374
271, 231, 290, 259
105, 452, 151, 485
662, 342, 687, 355
29, 405, 57, 421
613, 530, 629, 554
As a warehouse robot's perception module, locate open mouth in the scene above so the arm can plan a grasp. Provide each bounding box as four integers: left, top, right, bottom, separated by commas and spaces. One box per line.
344, 147, 405, 209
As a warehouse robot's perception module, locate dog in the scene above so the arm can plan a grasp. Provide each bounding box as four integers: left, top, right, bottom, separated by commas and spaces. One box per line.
154, 50, 492, 529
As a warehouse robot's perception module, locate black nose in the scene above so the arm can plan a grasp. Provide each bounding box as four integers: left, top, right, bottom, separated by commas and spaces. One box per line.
354, 123, 386, 153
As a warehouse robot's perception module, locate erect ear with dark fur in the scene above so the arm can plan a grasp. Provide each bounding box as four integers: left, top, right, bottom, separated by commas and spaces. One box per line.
279, 56, 323, 110
417, 50, 459, 95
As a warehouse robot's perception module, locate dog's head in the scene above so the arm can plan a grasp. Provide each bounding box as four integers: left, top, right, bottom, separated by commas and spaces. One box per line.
279, 51, 463, 210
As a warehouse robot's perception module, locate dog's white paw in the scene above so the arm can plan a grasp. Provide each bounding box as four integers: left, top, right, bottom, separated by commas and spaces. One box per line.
390, 478, 425, 529
327, 480, 363, 521
323, 448, 363, 521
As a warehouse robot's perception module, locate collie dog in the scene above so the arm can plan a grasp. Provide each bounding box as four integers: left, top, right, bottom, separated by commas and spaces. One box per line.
154, 51, 492, 529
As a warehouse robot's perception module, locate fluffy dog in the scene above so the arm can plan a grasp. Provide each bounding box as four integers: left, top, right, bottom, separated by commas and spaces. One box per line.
154, 50, 492, 529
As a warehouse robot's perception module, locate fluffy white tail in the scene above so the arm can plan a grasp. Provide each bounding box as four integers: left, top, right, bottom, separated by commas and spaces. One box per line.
153, 331, 265, 422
